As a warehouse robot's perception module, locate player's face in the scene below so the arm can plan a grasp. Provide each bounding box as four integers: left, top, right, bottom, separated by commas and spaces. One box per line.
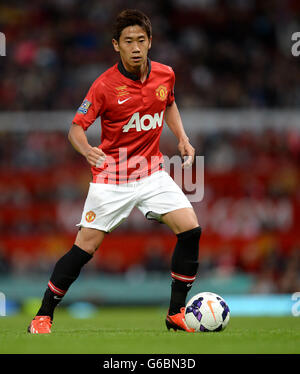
112, 25, 152, 73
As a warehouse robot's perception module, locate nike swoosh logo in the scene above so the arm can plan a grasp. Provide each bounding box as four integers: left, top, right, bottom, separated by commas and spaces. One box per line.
118, 97, 131, 104
207, 300, 216, 321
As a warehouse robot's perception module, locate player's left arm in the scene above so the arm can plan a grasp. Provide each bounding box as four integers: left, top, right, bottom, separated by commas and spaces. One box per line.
164, 101, 195, 168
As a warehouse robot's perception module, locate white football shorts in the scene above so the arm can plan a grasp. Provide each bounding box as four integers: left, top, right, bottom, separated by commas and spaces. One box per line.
77, 170, 192, 232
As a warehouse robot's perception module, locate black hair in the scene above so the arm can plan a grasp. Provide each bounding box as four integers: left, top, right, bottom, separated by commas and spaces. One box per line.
112, 9, 152, 41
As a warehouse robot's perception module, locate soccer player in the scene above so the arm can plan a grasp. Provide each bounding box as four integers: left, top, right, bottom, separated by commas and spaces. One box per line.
28, 9, 201, 334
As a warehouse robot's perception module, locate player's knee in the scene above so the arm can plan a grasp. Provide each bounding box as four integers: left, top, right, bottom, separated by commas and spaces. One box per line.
75, 227, 105, 255
80, 244, 99, 255
162, 208, 199, 235
178, 221, 199, 235
74, 240, 97, 255
177, 226, 202, 242
176, 212, 199, 235
79, 237, 103, 255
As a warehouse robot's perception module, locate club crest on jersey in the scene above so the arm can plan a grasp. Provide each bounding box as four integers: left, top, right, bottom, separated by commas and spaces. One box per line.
115, 85, 130, 97
155, 85, 168, 101
77, 99, 91, 115
85, 210, 96, 223
122, 110, 164, 132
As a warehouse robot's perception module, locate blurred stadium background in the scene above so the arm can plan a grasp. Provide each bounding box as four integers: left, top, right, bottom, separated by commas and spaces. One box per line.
0, 0, 299, 317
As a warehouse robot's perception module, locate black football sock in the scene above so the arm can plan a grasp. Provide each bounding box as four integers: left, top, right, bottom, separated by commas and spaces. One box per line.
36, 287, 62, 321
169, 226, 201, 315
36, 244, 93, 320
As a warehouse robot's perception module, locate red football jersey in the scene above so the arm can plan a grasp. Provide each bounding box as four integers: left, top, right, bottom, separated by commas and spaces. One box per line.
72, 58, 175, 184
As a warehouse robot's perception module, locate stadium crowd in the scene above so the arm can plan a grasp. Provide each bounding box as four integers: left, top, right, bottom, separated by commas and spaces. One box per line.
0, 0, 299, 296
0, 0, 300, 110
0, 127, 299, 294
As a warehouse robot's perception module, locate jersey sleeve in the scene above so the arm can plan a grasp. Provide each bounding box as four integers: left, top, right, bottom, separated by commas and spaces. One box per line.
72, 79, 105, 131
167, 68, 175, 106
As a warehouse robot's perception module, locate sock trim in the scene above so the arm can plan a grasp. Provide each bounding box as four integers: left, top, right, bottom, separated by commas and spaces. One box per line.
48, 281, 67, 296
171, 271, 196, 283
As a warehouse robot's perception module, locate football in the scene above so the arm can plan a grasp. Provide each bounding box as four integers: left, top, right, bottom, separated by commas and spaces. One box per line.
185, 292, 230, 332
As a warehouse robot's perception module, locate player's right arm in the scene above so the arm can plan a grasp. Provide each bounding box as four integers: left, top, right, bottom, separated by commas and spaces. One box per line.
68, 123, 106, 167
70, 78, 106, 167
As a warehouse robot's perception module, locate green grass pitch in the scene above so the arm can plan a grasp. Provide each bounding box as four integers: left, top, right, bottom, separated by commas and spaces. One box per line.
0, 307, 299, 354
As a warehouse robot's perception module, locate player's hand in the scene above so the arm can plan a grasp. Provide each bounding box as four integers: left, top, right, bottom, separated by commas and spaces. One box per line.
85, 146, 106, 167
178, 138, 195, 169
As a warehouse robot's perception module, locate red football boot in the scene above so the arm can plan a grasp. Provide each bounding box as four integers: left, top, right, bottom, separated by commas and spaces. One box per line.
27, 316, 52, 334
166, 307, 195, 332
